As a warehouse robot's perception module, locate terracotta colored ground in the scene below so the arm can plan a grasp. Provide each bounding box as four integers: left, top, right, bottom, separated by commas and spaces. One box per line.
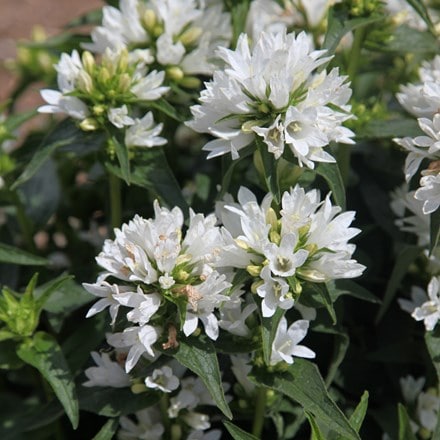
0, 0, 104, 107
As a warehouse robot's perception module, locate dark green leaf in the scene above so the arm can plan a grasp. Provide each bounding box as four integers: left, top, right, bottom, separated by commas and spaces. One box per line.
301, 283, 337, 324
251, 360, 360, 440
92, 418, 119, 440
425, 327, 440, 383
255, 139, 280, 203
12, 137, 74, 190
16, 332, 79, 429
0, 243, 48, 266
168, 336, 232, 419
315, 162, 346, 210
230, 0, 250, 48
261, 308, 284, 366
360, 118, 421, 139
107, 147, 188, 216
398, 404, 417, 440
349, 391, 369, 432
78, 385, 159, 417
323, 6, 384, 55
328, 280, 380, 304
34, 275, 72, 311
375, 246, 422, 323
0, 340, 23, 369
430, 206, 440, 255
224, 421, 259, 440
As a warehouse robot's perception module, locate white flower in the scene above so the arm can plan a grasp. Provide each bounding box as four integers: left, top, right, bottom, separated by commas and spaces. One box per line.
230, 354, 255, 396
415, 173, 440, 214
145, 366, 180, 393
83, 351, 130, 388
124, 112, 167, 148
131, 70, 169, 101
182, 412, 211, 430
398, 286, 428, 316
108, 105, 135, 128
417, 390, 440, 432
118, 408, 164, 440
107, 325, 160, 372
270, 317, 315, 365
218, 295, 257, 336
257, 265, 295, 317
188, 30, 354, 167
39, 90, 89, 120
400, 375, 426, 404
411, 277, 440, 331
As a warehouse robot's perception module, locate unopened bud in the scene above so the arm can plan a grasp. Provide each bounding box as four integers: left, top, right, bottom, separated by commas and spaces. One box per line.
32, 25, 47, 42
266, 208, 278, 230
179, 27, 202, 46
131, 383, 147, 394
98, 67, 111, 85
92, 104, 106, 116
142, 9, 157, 32
241, 120, 263, 133
117, 49, 129, 73
81, 51, 95, 73
166, 66, 184, 81
269, 230, 281, 245
246, 265, 261, 277
235, 238, 250, 250
79, 118, 99, 132
152, 24, 164, 38
118, 73, 132, 92
179, 76, 201, 89
304, 243, 318, 256
77, 71, 93, 93
251, 280, 264, 294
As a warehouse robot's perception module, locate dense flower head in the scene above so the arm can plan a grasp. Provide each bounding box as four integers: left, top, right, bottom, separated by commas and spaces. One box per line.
217, 185, 365, 317
187, 30, 354, 168
84, 0, 232, 82
38, 48, 168, 147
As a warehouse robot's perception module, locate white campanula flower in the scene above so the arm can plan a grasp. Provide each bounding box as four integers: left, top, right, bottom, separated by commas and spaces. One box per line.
39, 48, 168, 142
118, 407, 164, 440
187, 30, 354, 168
83, 351, 130, 388
230, 354, 256, 396
408, 277, 440, 331
394, 114, 440, 181
145, 365, 180, 392
415, 173, 440, 214
400, 375, 426, 405
417, 390, 440, 432
218, 298, 257, 337
270, 317, 315, 365
84, 0, 231, 79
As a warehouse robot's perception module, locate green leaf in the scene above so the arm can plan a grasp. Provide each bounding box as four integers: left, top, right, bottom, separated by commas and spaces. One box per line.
425, 327, 440, 383
261, 308, 284, 366
11, 137, 74, 190
430, 206, 440, 255
0, 340, 23, 369
111, 136, 130, 184
398, 404, 417, 440
328, 280, 381, 304
323, 5, 384, 55
78, 386, 159, 417
92, 418, 119, 440
223, 421, 259, 440
16, 332, 79, 429
375, 246, 422, 323
34, 275, 72, 311
306, 412, 326, 440
315, 162, 346, 210
349, 391, 369, 432
301, 283, 337, 324
4, 110, 38, 132
149, 98, 183, 122
359, 118, 422, 139
106, 147, 188, 216
251, 359, 360, 440
229, 0, 250, 48
167, 336, 232, 419
0, 243, 48, 266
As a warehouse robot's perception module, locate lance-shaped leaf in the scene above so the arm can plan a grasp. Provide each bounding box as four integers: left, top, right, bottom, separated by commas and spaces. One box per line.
92, 418, 119, 440
164, 336, 232, 419
430, 206, 440, 255
0, 243, 48, 266
16, 331, 79, 429
398, 404, 417, 440
315, 162, 346, 210
224, 421, 259, 440
255, 139, 280, 204
261, 307, 284, 366
251, 359, 360, 440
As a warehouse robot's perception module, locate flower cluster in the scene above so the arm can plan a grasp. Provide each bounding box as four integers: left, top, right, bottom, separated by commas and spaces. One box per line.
84, 0, 232, 87
187, 30, 355, 167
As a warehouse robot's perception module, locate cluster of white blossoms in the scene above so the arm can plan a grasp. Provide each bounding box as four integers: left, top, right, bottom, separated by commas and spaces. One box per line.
187, 30, 355, 168
38, 48, 168, 148
394, 55, 440, 215
84, 0, 232, 84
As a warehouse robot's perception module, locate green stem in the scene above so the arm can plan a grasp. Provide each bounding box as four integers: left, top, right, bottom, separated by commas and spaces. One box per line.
252, 387, 267, 438
108, 172, 122, 231
159, 394, 172, 439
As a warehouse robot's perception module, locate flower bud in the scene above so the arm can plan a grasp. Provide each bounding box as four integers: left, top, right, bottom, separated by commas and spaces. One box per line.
118, 73, 132, 93
235, 238, 250, 250
179, 76, 201, 89
179, 26, 202, 46
246, 264, 262, 277
98, 67, 111, 85
77, 71, 93, 93
166, 66, 184, 81
117, 49, 129, 73
131, 383, 147, 394
92, 104, 106, 116
269, 230, 281, 245
266, 207, 278, 230
79, 118, 99, 131
81, 51, 95, 74
142, 9, 156, 32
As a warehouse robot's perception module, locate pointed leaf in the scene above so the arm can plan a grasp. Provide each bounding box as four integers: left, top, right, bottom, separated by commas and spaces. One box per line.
306, 412, 326, 440
0, 243, 48, 266
149, 98, 183, 122
16, 332, 79, 429
430, 206, 440, 255
375, 246, 422, 323
224, 421, 259, 440
398, 404, 417, 440
111, 136, 130, 184
251, 359, 360, 440
255, 139, 280, 203
11, 137, 74, 190
261, 307, 284, 366
92, 418, 119, 440
349, 391, 369, 432
166, 336, 232, 419
315, 162, 346, 210
329, 280, 380, 304
425, 327, 440, 383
